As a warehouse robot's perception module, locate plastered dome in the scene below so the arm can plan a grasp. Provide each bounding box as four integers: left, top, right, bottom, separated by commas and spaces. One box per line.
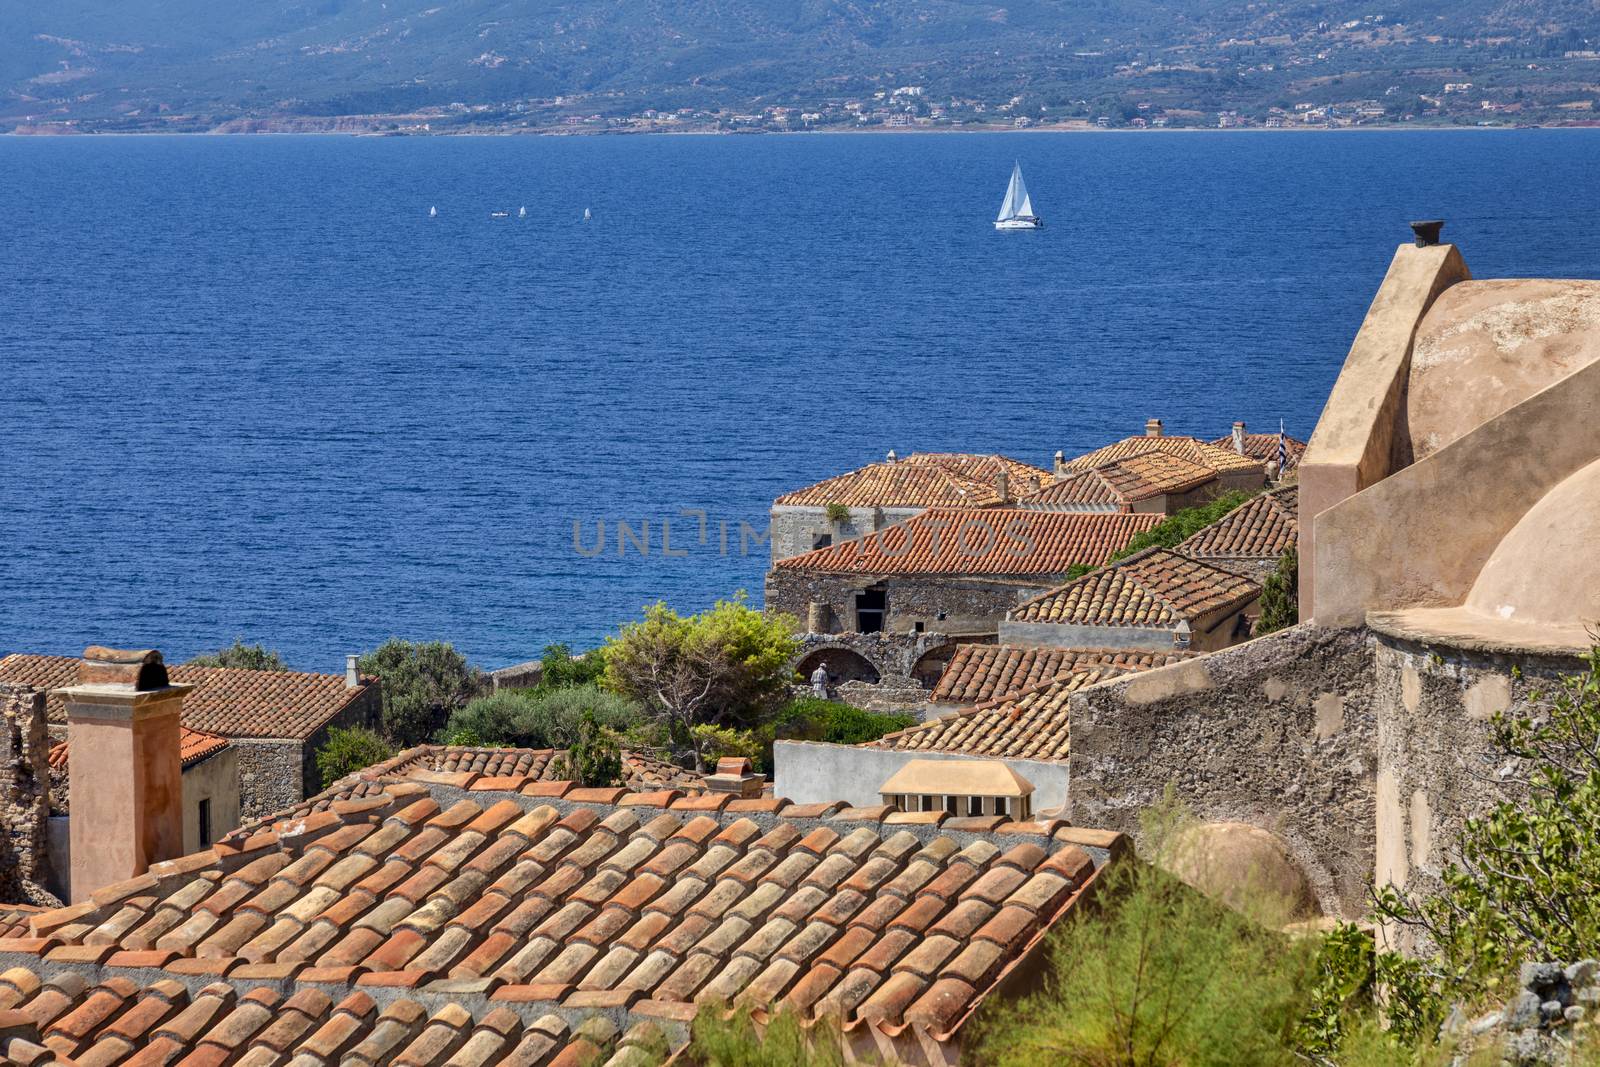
1164, 822, 1319, 921
1467, 456, 1600, 629
1408, 280, 1600, 461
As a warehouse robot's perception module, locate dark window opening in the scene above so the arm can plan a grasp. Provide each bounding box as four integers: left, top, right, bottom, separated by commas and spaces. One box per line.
197, 798, 212, 848
968, 796, 984, 816
913, 621, 925, 634
945, 795, 959, 816
855, 588, 886, 633
812, 533, 833, 549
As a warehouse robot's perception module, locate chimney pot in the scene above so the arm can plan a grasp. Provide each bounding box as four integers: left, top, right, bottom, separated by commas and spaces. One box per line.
345, 654, 360, 689
1231, 421, 1247, 454
1410, 219, 1445, 247
1145, 418, 1163, 437
995, 468, 1010, 503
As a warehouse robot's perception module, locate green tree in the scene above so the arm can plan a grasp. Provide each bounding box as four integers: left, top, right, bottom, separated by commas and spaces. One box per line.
443, 684, 642, 749
186, 639, 287, 671
358, 639, 483, 747
536, 643, 607, 691
1255, 547, 1299, 636
314, 726, 394, 785
602, 595, 800, 772
551, 709, 624, 787
1109, 490, 1257, 562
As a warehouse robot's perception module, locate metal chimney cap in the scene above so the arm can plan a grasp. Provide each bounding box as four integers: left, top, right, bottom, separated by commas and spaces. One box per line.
1410, 219, 1445, 247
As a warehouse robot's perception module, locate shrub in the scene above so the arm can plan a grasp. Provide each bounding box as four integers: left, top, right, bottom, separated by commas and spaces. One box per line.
314, 726, 393, 786
777, 697, 915, 745
824, 502, 850, 524
689, 1006, 866, 1066
1255, 547, 1299, 636
603, 594, 800, 771
358, 639, 483, 747
536, 643, 607, 691
442, 685, 643, 750
551, 710, 624, 787
186, 639, 287, 671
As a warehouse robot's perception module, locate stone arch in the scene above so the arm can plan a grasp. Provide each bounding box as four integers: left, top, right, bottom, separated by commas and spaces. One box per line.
796, 648, 881, 687
910, 644, 958, 689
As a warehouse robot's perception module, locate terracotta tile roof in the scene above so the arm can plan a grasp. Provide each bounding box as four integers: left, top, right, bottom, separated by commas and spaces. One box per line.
1178, 485, 1300, 561
773, 508, 1163, 578
1209, 431, 1308, 472
0, 776, 1121, 1062
49, 727, 229, 773
0, 654, 375, 740
370, 746, 708, 796
1021, 452, 1219, 510
868, 672, 1120, 761
0, 906, 44, 939
930, 643, 1195, 705
774, 453, 1049, 509
1067, 435, 1265, 476
1010, 548, 1261, 628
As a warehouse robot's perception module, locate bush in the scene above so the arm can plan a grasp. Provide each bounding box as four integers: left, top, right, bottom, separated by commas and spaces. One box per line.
1255, 547, 1299, 636
551, 710, 624, 787
777, 697, 915, 745
358, 639, 483, 747
689, 1007, 865, 1066
314, 726, 393, 786
442, 684, 643, 749
824, 502, 850, 524
186, 639, 288, 671
536, 643, 607, 691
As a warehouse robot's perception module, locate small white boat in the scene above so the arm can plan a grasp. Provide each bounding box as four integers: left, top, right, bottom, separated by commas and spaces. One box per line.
490, 210, 511, 219
428, 206, 437, 218
583, 207, 592, 221
994, 162, 1041, 230
518, 206, 527, 218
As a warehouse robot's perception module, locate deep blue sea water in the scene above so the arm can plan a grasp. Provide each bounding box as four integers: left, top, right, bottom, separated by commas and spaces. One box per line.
4, 130, 1599, 671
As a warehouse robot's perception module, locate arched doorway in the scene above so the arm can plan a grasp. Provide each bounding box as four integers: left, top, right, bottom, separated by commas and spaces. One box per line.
796, 648, 881, 689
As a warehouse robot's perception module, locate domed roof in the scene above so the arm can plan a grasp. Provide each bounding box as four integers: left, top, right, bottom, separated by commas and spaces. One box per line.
1408, 280, 1600, 461
1165, 821, 1319, 921
1467, 456, 1600, 629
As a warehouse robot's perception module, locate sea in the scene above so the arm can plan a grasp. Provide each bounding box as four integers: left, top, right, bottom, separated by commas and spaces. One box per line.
4, 129, 1599, 672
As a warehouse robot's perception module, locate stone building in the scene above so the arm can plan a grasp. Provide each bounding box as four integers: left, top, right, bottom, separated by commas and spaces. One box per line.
1212, 420, 1308, 475
769, 451, 1051, 562
1060, 418, 1267, 494
1176, 483, 1299, 582
0, 651, 382, 820
1018, 450, 1223, 514
1000, 548, 1261, 653
765, 506, 1162, 641
0, 685, 51, 906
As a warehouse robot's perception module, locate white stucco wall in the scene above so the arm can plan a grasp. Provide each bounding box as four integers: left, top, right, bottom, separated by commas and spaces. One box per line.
773, 740, 1071, 813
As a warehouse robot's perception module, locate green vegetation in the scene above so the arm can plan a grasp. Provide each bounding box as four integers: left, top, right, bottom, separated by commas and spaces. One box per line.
550, 710, 625, 788
776, 697, 914, 746
1109, 490, 1256, 563
689, 1007, 866, 1066
534, 643, 607, 692
357, 639, 483, 747
314, 726, 393, 785
442, 685, 642, 749
1255, 547, 1299, 636
602, 595, 800, 772
186, 639, 287, 671
823, 502, 850, 524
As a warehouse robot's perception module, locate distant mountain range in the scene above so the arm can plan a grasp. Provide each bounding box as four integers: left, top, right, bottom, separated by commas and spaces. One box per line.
5, 0, 1600, 132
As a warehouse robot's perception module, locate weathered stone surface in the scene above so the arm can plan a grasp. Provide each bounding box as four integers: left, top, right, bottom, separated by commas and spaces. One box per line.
0, 685, 53, 906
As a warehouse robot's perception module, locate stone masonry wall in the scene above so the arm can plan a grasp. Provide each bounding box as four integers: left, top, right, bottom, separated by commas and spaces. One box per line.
233, 739, 306, 823
1370, 629, 1586, 931
0, 685, 52, 905
300, 685, 384, 798
1068, 623, 1378, 917
765, 569, 1052, 637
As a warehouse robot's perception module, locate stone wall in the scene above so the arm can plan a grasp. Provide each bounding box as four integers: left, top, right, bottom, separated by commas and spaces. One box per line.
1368, 625, 1585, 921
300, 685, 384, 799
768, 505, 922, 563
766, 569, 1052, 638
231, 739, 306, 824
1066, 623, 1379, 917
0, 685, 50, 905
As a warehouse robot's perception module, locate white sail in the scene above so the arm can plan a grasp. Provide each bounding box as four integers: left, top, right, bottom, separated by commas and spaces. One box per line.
583, 207, 591, 220
429, 205, 437, 217
519, 206, 526, 218
997, 162, 1033, 221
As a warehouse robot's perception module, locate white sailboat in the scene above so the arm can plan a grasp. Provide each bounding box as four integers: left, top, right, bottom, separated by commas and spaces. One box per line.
994, 162, 1041, 230
490, 209, 511, 218
429, 205, 437, 218
583, 207, 592, 221
518, 206, 527, 218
